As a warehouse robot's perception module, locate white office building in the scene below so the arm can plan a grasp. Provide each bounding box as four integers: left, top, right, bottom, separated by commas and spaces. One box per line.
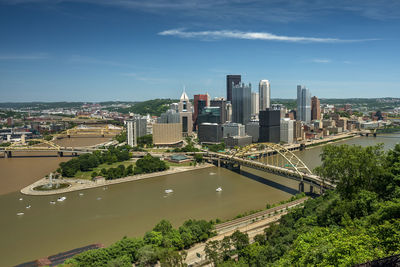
251, 92, 259, 117
259, 80, 271, 111
280, 118, 294, 144
222, 122, 245, 138
126, 120, 137, 147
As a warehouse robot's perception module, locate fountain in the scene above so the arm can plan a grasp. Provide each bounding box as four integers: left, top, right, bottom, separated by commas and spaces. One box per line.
33, 172, 70, 191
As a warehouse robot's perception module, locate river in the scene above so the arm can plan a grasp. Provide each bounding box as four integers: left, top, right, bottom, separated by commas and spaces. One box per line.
0, 134, 398, 266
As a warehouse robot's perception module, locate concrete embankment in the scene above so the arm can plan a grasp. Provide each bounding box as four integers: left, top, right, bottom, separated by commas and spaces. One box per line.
20, 163, 214, 196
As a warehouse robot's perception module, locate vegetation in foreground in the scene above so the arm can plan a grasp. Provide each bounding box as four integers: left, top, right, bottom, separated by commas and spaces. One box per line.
64, 219, 214, 267
207, 143, 400, 266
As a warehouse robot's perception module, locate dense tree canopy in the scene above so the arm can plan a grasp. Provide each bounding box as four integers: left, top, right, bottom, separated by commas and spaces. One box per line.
65, 219, 214, 266
59, 147, 130, 177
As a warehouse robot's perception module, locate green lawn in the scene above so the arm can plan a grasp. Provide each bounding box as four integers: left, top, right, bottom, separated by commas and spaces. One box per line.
73, 159, 136, 180
165, 160, 194, 167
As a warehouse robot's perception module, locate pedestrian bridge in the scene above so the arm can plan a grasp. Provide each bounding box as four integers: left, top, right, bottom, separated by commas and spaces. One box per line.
203, 143, 335, 193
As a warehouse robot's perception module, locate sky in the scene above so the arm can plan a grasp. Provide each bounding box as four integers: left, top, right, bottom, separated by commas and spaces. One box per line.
0, 0, 399, 102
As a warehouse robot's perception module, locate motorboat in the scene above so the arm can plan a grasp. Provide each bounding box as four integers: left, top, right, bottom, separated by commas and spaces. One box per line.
19, 198, 23, 201
165, 189, 173, 194
26, 205, 31, 209
17, 212, 24, 216
50, 201, 56, 204
209, 172, 216, 175
79, 193, 84, 196
97, 197, 102, 200
216, 187, 222, 192
57, 196, 66, 202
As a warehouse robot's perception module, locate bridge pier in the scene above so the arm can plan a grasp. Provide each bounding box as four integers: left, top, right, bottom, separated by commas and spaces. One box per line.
298, 182, 304, 193
373, 133, 377, 137
217, 158, 221, 167
310, 185, 314, 194
5, 151, 12, 158
57, 151, 64, 157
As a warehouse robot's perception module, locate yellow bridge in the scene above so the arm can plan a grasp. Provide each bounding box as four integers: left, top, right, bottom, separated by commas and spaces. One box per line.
0, 138, 105, 158
202, 142, 335, 193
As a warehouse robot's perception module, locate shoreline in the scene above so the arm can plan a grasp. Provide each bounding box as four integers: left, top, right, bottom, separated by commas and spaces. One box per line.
20, 163, 214, 196
303, 133, 360, 150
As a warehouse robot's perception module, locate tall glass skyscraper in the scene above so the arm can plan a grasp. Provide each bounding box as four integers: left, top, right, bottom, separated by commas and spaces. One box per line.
232, 83, 251, 125
226, 75, 241, 102
297, 85, 311, 123
259, 80, 270, 111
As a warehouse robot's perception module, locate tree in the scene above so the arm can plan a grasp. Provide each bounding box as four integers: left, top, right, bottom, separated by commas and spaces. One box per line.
153, 219, 173, 235
91, 172, 98, 178
205, 240, 222, 266
230, 230, 249, 254
315, 144, 387, 199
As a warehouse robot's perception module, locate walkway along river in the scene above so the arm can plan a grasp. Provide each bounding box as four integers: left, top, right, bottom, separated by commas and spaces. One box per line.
0, 134, 399, 266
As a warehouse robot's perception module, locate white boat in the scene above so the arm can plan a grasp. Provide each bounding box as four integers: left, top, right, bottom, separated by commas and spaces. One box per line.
79, 193, 84, 196
17, 212, 24, 216
19, 198, 23, 201
216, 187, 222, 192
57, 196, 66, 202
26, 205, 31, 209
97, 197, 102, 200
209, 172, 216, 175
165, 189, 173, 194
50, 201, 56, 204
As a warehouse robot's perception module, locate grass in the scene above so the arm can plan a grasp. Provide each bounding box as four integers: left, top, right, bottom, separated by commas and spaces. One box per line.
165, 161, 194, 167
73, 159, 136, 180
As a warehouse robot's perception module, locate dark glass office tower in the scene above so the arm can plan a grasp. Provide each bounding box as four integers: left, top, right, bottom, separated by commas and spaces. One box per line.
259, 108, 280, 143
226, 75, 241, 102
232, 83, 251, 125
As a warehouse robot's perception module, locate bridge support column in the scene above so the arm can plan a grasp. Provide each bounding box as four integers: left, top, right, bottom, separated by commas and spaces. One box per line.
298, 182, 304, 193
310, 185, 314, 194
373, 133, 377, 137
58, 151, 64, 157
217, 158, 221, 167
5, 151, 12, 158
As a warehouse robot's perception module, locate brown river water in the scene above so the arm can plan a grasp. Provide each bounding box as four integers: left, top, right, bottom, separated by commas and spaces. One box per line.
0, 135, 398, 266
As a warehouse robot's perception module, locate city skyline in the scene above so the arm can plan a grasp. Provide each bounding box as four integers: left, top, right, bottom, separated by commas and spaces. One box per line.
1, 0, 400, 101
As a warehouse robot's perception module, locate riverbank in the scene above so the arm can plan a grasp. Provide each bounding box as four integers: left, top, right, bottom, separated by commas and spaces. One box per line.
303, 133, 360, 149
20, 163, 214, 196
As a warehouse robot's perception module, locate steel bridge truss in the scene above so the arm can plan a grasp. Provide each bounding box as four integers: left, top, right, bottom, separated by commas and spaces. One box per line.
7, 139, 61, 151
232, 143, 313, 178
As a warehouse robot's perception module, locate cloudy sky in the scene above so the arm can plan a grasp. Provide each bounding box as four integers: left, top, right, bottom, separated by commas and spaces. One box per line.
0, 0, 399, 101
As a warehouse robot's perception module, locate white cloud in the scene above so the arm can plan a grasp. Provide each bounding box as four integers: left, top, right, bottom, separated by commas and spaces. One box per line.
0, 53, 48, 60
312, 59, 331, 63
158, 29, 376, 43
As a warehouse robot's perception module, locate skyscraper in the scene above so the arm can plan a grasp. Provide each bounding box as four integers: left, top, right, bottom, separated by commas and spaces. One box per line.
259, 108, 280, 143
297, 85, 311, 123
232, 83, 251, 125
311, 96, 321, 121
226, 75, 241, 102
126, 120, 137, 147
259, 80, 270, 111
193, 94, 209, 130
251, 92, 259, 117
178, 90, 193, 136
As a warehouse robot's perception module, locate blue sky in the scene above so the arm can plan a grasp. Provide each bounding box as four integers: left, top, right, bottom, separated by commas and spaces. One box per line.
0, 0, 399, 101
